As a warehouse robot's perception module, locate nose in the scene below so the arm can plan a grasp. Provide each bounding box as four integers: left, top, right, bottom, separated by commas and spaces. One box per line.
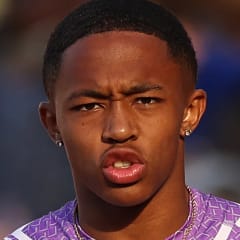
101, 101, 138, 144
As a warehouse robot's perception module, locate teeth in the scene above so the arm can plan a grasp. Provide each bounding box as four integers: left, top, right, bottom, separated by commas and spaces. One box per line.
113, 161, 131, 168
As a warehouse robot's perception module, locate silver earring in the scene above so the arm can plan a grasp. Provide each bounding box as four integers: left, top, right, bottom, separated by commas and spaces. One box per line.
56, 140, 63, 147
185, 129, 192, 137
55, 133, 63, 147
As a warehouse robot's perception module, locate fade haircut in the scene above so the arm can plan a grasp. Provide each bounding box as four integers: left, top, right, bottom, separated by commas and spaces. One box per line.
43, 0, 197, 98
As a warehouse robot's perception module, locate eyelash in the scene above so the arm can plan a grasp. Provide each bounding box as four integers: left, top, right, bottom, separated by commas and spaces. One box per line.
70, 97, 161, 112
135, 97, 160, 105
70, 103, 103, 111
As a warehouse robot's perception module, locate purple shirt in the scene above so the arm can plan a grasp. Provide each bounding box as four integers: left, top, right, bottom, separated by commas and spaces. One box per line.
5, 188, 240, 239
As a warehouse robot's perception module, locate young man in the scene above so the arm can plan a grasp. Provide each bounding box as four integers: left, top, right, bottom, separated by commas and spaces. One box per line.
6, 0, 240, 239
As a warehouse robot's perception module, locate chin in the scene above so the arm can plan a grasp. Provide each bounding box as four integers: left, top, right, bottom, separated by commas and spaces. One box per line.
99, 187, 153, 208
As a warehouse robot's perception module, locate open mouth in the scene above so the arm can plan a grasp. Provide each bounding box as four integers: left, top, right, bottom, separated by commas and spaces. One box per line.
101, 148, 146, 185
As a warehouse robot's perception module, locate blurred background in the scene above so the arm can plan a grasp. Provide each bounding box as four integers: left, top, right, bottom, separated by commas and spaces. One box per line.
0, 0, 239, 237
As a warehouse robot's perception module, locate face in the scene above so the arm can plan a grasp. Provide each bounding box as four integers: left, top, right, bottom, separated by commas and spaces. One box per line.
40, 31, 206, 207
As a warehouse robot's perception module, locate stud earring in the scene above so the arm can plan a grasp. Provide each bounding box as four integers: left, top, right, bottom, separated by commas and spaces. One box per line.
55, 133, 63, 147
184, 129, 192, 137
56, 140, 63, 147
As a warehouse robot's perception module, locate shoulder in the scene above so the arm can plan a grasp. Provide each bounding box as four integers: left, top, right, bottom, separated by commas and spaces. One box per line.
199, 190, 240, 220
193, 188, 240, 239
4, 200, 77, 240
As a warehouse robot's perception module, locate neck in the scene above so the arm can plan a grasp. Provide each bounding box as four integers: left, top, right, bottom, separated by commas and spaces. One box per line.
76, 182, 189, 240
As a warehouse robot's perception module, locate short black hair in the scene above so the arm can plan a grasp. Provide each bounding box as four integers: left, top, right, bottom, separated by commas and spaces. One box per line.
43, 0, 197, 98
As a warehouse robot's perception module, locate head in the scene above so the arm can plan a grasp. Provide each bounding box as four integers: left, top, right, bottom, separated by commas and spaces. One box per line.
39, 0, 206, 207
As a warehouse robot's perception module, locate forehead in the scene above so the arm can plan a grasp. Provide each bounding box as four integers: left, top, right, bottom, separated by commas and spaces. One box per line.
56, 31, 192, 97
63, 31, 170, 66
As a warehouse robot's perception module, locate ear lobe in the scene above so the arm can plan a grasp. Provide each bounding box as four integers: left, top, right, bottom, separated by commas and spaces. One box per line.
181, 89, 207, 137
39, 102, 58, 142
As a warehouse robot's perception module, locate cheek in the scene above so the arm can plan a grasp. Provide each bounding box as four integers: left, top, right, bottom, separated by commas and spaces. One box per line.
142, 133, 180, 194
145, 131, 179, 167
60, 119, 111, 199
62, 124, 104, 192
142, 108, 182, 141
141, 110, 182, 165
59, 117, 102, 166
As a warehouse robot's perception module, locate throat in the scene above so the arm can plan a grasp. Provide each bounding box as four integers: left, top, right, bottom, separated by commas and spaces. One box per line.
76, 185, 190, 240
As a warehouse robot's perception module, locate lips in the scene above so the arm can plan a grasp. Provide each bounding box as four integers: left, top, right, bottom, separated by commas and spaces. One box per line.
101, 148, 146, 185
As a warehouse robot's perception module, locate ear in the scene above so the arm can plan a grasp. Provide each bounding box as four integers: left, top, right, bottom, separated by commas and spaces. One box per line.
180, 89, 207, 137
39, 101, 59, 143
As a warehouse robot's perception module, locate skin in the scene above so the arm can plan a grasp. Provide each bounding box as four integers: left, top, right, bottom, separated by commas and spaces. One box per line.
39, 31, 206, 239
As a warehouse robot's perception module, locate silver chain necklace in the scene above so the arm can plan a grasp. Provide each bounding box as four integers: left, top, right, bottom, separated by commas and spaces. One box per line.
73, 187, 197, 240
182, 186, 197, 240
73, 206, 95, 240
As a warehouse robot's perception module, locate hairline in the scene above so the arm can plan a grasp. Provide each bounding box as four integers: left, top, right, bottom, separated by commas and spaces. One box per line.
46, 29, 197, 100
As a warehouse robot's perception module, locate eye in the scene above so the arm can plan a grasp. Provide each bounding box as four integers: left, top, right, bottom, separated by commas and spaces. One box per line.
71, 103, 102, 111
135, 97, 158, 105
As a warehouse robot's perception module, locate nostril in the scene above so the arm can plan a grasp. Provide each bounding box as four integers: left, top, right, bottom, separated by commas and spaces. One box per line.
102, 134, 137, 144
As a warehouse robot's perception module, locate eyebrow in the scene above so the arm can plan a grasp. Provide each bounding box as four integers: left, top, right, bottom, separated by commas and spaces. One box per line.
66, 84, 163, 101
122, 84, 162, 96
67, 89, 109, 101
